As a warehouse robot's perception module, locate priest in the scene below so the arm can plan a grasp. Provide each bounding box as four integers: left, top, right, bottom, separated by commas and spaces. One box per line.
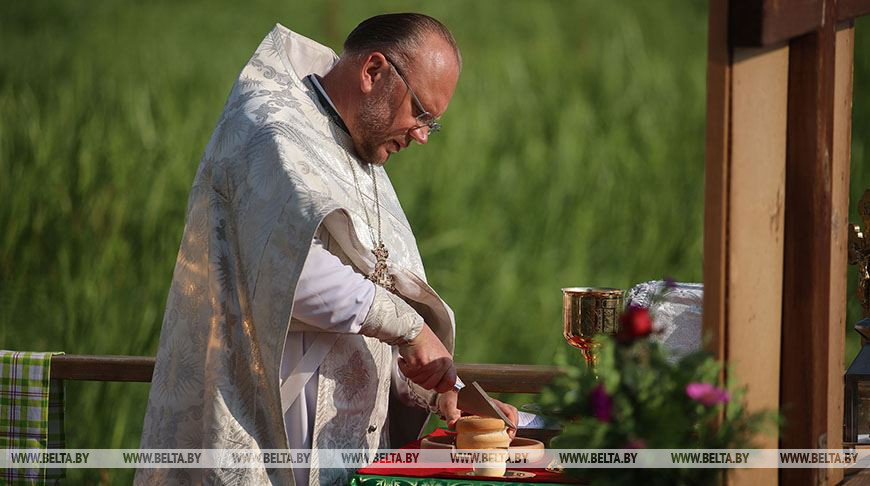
136, 13, 516, 486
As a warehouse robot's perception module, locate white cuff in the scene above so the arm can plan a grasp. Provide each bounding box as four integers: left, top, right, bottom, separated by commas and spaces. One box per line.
359, 286, 424, 346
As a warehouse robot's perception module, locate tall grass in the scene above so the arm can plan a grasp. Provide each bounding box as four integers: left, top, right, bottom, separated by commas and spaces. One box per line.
1, 1, 867, 483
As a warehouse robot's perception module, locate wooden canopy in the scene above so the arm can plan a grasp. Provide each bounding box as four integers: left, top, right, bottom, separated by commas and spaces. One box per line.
705, 0, 870, 484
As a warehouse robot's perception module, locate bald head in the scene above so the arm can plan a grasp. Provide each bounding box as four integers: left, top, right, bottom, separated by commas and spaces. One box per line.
321, 13, 461, 165
342, 13, 462, 72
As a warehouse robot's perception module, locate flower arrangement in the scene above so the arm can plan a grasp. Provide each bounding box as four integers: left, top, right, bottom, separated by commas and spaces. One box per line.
540, 305, 776, 485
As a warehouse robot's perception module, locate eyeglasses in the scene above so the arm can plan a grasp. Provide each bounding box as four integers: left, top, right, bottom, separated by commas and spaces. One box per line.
381, 54, 442, 135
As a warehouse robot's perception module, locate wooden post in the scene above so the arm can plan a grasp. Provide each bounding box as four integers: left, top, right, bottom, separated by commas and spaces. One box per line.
778, 0, 852, 483
704, 4, 788, 486
703, 0, 730, 366
829, 21, 855, 485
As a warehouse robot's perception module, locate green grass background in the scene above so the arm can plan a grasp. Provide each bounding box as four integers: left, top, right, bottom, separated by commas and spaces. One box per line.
1, 1, 868, 483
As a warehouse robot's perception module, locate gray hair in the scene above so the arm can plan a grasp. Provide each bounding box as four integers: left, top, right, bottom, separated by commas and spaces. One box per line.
342, 13, 462, 72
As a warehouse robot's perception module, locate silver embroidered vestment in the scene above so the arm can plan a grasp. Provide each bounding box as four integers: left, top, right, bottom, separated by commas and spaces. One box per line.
136, 24, 456, 485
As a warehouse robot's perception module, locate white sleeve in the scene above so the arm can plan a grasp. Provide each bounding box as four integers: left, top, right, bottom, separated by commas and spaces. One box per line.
292, 239, 376, 333
293, 238, 425, 345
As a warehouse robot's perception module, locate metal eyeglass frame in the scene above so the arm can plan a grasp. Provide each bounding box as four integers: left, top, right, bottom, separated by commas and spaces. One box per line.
381, 53, 442, 134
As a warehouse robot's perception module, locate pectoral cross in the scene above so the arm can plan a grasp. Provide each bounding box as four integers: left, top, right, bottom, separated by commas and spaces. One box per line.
369, 243, 395, 293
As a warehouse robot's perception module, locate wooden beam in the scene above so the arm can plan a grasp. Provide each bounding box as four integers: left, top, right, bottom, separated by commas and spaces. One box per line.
456, 364, 565, 394
838, 0, 870, 22
704, 0, 731, 365
826, 22, 855, 485
730, 0, 821, 47
843, 468, 870, 485
728, 0, 870, 46
51, 354, 156, 382
727, 42, 788, 448
779, 0, 839, 482
706, 3, 788, 486
48, 355, 565, 393
727, 44, 790, 486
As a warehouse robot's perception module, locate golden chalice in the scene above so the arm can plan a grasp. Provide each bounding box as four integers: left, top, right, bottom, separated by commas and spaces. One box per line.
562, 287, 625, 364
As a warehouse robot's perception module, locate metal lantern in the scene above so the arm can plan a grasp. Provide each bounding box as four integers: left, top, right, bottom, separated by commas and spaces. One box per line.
845, 189, 870, 444
845, 319, 870, 443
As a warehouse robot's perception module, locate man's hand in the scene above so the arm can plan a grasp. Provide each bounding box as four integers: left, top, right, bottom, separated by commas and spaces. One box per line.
398, 324, 456, 393
436, 389, 461, 428
441, 392, 520, 439
492, 398, 519, 439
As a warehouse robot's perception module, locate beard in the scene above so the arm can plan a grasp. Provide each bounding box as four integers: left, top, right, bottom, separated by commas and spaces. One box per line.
353, 80, 399, 165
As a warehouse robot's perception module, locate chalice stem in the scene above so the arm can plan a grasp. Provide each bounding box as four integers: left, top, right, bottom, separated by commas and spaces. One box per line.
566, 335, 596, 365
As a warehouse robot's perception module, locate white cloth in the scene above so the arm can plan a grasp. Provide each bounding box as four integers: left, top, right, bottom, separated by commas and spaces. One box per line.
626, 280, 704, 361
282, 237, 375, 486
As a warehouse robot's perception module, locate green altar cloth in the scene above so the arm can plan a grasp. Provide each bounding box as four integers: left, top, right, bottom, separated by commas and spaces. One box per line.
351, 429, 578, 486
349, 473, 574, 486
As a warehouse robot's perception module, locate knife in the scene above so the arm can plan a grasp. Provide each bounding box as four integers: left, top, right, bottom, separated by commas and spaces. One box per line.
454, 378, 517, 430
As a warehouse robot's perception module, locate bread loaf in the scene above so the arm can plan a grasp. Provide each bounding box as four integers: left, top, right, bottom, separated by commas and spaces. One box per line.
455, 416, 510, 449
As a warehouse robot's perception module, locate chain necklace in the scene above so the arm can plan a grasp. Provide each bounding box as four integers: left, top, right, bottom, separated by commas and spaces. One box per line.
347, 154, 396, 292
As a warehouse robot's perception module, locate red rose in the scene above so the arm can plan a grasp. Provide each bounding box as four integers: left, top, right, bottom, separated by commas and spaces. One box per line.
617, 306, 653, 342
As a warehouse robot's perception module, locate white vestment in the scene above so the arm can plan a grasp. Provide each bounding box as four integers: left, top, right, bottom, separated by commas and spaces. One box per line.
284, 236, 373, 486
136, 24, 455, 485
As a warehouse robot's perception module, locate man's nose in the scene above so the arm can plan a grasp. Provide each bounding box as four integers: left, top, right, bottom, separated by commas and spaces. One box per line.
409, 126, 429, 145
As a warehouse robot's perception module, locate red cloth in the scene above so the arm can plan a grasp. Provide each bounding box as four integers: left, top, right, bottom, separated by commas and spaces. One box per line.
355, 429, 579, 483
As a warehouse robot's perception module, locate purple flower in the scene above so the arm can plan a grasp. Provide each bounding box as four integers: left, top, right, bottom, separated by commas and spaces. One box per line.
685, 382, 730, 406
590, 384, 613, 422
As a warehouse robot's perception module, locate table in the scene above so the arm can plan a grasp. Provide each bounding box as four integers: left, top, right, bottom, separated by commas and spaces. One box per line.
350, 429, 580, 485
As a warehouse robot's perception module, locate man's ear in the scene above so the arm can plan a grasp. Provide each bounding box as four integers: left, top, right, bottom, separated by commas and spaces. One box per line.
360, 53, 389, 94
